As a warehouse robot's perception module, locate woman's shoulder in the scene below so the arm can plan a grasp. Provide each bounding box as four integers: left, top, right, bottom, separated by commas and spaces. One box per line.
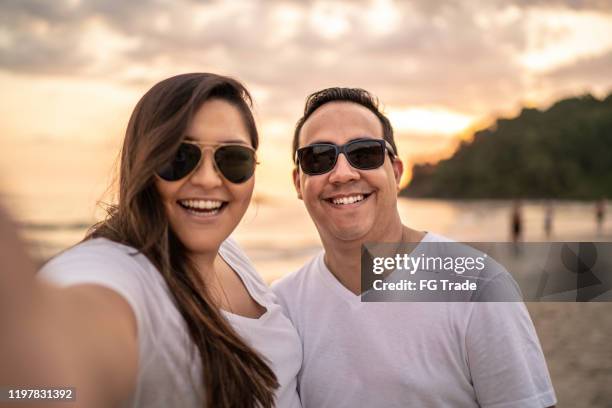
38, 237, 158, 287
219, 237, 269, 291
219, 237, 257, 274
66, 237, 137, 254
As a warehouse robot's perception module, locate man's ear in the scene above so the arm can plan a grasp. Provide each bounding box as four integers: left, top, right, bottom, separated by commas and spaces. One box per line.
293, 167, 303, 200
392, 157, 404, 190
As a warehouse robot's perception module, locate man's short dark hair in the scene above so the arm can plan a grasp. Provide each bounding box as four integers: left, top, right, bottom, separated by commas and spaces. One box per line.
292, 87, 397, 163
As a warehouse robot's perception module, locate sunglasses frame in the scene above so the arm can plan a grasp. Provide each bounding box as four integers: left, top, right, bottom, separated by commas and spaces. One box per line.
295, 138, 396, 176
157, 140, 259, 183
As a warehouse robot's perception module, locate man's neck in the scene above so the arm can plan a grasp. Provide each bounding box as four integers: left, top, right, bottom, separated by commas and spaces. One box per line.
322, 222, 426, 295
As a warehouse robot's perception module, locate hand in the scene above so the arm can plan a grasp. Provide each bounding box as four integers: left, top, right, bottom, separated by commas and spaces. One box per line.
0, 206, 104, 408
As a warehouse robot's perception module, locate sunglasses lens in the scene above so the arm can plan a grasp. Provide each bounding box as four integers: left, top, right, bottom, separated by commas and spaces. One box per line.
214, 145, 256, 183
157, 143, 202, 181
346, 140, 385, 169
299, 145, 337, 175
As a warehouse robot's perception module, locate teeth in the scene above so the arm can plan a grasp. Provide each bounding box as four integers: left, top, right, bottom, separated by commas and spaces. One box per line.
331, 194, 364, 205
180, 199, 223, 210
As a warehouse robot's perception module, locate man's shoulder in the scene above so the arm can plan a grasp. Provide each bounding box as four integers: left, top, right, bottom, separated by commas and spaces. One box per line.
421, 231, 455, 243
271, 251, 324, 298
419, 232, 521, 301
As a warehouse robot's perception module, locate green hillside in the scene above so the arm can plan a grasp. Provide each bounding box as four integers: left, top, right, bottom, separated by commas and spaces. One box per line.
401, 93, 612, 199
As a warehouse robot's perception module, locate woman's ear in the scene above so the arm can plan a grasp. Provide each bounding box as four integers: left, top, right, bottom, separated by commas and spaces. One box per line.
293, 167, 303, 200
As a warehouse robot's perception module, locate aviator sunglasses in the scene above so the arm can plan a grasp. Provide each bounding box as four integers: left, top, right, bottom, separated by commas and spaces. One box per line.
295, 138, 396, 175
157, 141, 258, 183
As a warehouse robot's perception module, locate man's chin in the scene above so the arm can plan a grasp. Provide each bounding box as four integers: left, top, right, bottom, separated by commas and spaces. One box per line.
328, 225, 371, 243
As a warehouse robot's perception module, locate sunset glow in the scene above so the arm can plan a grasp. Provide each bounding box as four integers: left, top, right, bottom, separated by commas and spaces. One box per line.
387, 108, 475, 137
1, 0, 611, 200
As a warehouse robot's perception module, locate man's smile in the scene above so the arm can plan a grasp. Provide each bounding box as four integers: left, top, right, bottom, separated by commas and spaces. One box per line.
323, 192, 374, 208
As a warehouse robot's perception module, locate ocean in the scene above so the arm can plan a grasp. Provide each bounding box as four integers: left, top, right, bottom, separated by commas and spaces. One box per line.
8, 194, 609, 282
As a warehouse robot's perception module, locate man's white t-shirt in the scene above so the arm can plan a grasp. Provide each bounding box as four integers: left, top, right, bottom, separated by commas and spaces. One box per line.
39, 237, 302, 408
272, 232, 556, 408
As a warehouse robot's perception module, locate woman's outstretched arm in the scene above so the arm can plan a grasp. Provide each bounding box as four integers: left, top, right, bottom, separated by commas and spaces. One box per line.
0, 207, 138, 408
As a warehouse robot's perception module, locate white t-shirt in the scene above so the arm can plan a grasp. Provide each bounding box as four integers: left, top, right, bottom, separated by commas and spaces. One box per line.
272, 233, 557, 408
39, 237, 302, 408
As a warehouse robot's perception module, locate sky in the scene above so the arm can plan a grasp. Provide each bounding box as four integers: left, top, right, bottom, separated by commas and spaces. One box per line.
1, 0, 612, 198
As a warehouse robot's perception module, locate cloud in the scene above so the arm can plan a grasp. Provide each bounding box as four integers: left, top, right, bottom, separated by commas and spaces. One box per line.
1, 0, 611, 129
508, 0, 612, 12
545, 50, 612, 86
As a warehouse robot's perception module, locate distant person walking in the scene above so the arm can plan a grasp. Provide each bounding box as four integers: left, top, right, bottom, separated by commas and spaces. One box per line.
511, 199, 523, 244
596, 199, 606, 236
544, 201, 554, 239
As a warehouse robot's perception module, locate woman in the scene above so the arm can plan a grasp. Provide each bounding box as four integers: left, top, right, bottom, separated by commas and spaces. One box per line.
4, 73, 302, 407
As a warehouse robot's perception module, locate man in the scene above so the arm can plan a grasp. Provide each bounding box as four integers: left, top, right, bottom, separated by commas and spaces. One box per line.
272, 87, 557, 407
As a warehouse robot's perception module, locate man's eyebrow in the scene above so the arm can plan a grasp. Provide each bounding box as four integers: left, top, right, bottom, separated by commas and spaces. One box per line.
349, 136, 378, 142
307, 139, 335, 145
308, 136, 378, 145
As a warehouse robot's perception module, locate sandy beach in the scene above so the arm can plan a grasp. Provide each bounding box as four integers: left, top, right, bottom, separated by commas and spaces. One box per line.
19, 198, 612, 407
528, 302, 612, 407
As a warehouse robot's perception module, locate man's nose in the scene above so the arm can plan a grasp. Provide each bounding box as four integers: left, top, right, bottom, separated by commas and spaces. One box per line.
328, 153, 360, 184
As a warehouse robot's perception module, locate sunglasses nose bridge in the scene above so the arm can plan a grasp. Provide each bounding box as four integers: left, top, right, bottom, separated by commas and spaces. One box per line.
328, 149, 360, 182
337, 143, 364, 171
189, 146, 223, 186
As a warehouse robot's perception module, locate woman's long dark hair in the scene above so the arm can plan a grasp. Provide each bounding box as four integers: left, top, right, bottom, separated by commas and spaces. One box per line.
88, 73, 278, 407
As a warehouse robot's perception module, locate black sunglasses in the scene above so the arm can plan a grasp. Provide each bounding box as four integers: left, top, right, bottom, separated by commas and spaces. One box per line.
295, 138, 396, 176
157, 141, 258, 183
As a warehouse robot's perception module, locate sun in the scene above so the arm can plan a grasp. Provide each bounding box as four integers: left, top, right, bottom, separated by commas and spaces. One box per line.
387, 107, 474, 136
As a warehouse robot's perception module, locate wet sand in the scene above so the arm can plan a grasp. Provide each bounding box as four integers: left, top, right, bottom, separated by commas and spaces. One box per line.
527, 302, 612, 407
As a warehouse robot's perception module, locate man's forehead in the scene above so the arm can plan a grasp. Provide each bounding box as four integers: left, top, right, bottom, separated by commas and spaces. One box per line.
300, 101, 383, 145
